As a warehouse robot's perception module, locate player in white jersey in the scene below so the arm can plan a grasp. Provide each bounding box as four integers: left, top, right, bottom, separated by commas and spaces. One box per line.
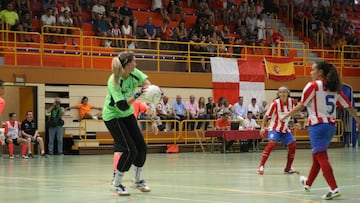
257, 86, 299, 175
280, 61, 360, 200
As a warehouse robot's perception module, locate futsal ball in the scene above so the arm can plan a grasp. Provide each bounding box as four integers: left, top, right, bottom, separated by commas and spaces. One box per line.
140, 85, 162, 104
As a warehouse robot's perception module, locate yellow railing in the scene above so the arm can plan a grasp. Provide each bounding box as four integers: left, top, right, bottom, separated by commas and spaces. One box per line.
74, 118, 345, 146
1, 26, 359, 73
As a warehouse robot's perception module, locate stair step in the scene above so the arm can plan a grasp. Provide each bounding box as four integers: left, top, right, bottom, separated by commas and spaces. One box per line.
74, 140, 99, 147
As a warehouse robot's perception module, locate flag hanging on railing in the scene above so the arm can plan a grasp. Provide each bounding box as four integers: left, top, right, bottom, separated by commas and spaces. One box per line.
264, 57, 296, 81
210, 57, 265, 105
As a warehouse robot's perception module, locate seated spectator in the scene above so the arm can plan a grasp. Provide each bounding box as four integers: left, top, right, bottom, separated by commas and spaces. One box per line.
259, 100, 269, 119
91, 0, 106, 21
185, 95, 199, 130
152, 0, 169, 22
58, 10, 77, 46
121, 16, 137, 48
156, 95, 174, 131
72, 0, 83, 28
19, 11, 34, 42
206, 96, 216, 119
248, 98, 260, 118
167, 0, 184, 21
243, 111, 260, 130
66, 96, 102, 120
59, 0, 71, 14
233, 37, 245, 58
106, 0, 120, 27
216, 97, 233, 119
41, 8, 60, 43
271, 29, 288, 56
119, 0, 137, 34
17, 0, 32, 18
333, 35, 346, 57
232, 96, 247, 122
220, 25, 231, 45
42, 0, 58, 18
110, 21, 122, 48
172, 95, 188, 130
94, 14, 111, 47
215, 112, 231, 131
257, 14, 266, 41
4, 113, 29, 159
198, 0, 214, 23
0, 3, 25, 41
143, 16, 158, 49
196, 96, 210, 130
175, 20, 188, 42
21, 111, 47, 158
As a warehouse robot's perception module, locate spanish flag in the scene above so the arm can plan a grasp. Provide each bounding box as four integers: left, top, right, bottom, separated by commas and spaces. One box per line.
264, 57, 296, 81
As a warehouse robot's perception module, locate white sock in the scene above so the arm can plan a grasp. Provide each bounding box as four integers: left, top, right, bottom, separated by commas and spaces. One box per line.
113, 170, 125, 186
133, 166, 142, 183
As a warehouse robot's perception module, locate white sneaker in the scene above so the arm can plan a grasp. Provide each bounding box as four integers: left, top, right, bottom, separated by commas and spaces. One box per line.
131, 180, 151, 192
110, 183, 130, 196
284, 168, 299, 175
300, 176, 311, 192
322, 188, 341, 200
21, 155, 29, 159
257, 166, 264, 175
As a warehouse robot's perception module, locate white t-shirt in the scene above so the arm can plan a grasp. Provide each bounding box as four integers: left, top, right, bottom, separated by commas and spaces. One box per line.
41, 14, 56, 25
59, 15, 73, 26
92, 4, 106, 16
152, 0, 163, 10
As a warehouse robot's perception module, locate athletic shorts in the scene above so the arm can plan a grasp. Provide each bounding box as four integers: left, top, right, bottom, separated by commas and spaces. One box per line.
5, 138, 20, 145
267, 130, 295, 146
309, 123, 336, 153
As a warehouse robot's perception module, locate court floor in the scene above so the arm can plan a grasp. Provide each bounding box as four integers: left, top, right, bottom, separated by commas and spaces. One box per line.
0, 148, 360, 203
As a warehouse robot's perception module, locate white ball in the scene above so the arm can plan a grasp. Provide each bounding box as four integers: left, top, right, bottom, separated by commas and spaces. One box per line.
140, 85, 162, 104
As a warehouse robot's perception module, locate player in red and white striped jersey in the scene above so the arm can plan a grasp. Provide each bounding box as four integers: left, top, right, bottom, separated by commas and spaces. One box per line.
280, 61, 360, 200
257, 86, 299, 175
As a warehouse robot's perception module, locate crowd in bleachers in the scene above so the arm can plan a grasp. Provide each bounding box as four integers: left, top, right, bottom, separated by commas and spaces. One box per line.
0, 0, 358, 58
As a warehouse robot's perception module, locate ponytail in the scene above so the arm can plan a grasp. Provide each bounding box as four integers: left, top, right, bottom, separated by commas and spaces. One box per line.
111, 57, 123, 87
315, 61, 341, 92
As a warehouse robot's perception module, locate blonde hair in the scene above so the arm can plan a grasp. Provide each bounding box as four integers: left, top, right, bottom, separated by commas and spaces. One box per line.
111, 56, 123, 86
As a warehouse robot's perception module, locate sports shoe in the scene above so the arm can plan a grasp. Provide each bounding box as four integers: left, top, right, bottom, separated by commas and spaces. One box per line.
9, 155, 15, 159
284, 168, 299, 175
110, 184, 130, 196
22, 155, 29, 159
300, 176, 311, 192
257, 166, 264, 175
322, 188, 341, 200
28, 154, 34, 158
41, 153, 48, 158
131, 180, 151, 192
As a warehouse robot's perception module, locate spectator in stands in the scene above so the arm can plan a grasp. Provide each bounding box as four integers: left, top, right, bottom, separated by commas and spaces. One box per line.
308, 14, 320, 46
347, 35, 359, 60
248, 97, 260, 118
19, 11, 34, 42
119, 0, 137, 34
156, 95, 174, 131
59, 10, 77, 46
216, 97, 233, 119
17, 0, 32, 18
324, 21, 334, 46
152, 0, 169, 22
92, 0, 105, 20
232, 96, 247, 122
72, 0, 83, 29
41, 8, 60, 43
185, 95, 199, 130
160, 19, 173, 43
21, 111, 47, 158
246, 11, 257, 34
167, 0, 185, 22
233, 37, 245, 58
172, 95, 188, 130
257, 14, 266, 41
259, 100, 269, 119
4, 113, 29, 159
196, 96, 210, 130
143, 16, 158, 49
110, 21, 122, 48
212, 0, 224, 24
46, 97, 65, 155
42, 0, 58, 18
106, 0, 121, 26
0, 3, 25, 41
66, 96, 102, 120
206, 96, 216, 119
243, 111, 260, 129
121, 16, 137, 48
220, 25, 231, 45
271, 28, 288, 56
333, 35, 346, 57
175, 20, 188, 42
59, 0, 71, 14
94, 14, 111, 47
137, 101, 160, 131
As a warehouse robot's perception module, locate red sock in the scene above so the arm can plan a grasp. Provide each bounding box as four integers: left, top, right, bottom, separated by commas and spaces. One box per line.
307, 153, 320, 186
9, 143, 14, 155
21, 144, 28, 156
259, 141, 276, 167
113, 153, 121, 171
284, 142, 296, 172
317, 151, 338, 190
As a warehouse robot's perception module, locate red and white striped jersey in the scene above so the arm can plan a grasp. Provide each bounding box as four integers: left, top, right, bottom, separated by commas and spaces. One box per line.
266, 97, 296, 133
4, 121, 20, 139
300, 80, 351, 126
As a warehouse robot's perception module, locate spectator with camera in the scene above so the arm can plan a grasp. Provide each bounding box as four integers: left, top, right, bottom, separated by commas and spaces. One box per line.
46, 97, 65, 155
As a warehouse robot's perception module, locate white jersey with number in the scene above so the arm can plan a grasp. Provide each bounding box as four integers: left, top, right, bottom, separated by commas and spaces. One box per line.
300, 80, 350, 126
5, 121, 20, 139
